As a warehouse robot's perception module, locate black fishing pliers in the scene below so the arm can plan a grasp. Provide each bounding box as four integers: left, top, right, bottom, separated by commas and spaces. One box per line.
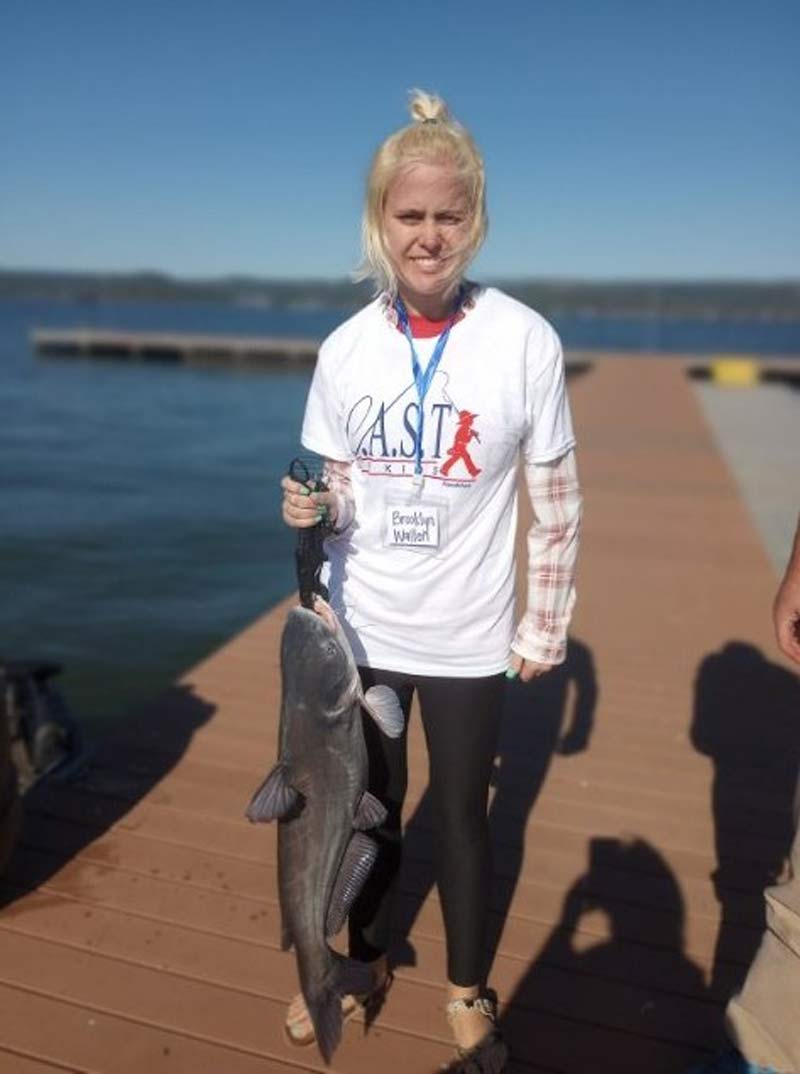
289, 457, 333, 609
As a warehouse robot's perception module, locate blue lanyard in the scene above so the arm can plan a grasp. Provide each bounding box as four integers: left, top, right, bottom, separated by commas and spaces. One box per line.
395, 292, 461, 478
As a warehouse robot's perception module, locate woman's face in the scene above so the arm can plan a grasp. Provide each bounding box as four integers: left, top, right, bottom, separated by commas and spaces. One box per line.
383, 161, 471, 315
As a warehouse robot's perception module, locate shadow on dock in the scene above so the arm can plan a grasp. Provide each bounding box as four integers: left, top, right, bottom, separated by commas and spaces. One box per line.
691, 641, 800, 997
493, 641, 800, 1070
497, 837, 724, 1072
0, 684, 215, 911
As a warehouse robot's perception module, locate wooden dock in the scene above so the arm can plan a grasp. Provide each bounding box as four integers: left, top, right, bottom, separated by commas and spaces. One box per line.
32, 328, 318, 366
31, 327, 800, 383
1, 356, 798, 1073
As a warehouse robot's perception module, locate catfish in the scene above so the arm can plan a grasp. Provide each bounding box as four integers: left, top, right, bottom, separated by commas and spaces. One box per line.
246, 596, 403, 1062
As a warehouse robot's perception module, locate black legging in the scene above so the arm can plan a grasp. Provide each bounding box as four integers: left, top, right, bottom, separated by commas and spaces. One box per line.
348, 666, 506, 986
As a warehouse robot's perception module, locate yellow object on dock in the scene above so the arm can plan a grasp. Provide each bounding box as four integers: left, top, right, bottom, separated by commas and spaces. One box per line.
711, 356, 759, 387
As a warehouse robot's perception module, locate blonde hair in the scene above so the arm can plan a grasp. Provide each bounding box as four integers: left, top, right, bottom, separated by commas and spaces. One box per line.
357, 90, 487, 297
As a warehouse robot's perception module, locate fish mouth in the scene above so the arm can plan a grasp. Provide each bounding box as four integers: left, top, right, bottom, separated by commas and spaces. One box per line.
307, 594, 338, 634
292, 594, 338, 634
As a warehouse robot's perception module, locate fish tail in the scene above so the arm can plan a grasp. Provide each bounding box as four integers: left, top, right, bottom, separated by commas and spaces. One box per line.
305, 989, 342, 1065
306, 953, 375, 1063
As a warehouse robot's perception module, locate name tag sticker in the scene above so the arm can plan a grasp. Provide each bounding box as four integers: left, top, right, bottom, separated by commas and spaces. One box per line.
385, 504, 440, 548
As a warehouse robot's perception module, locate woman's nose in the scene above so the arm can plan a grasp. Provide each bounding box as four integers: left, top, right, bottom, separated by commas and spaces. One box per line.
419, 218, 441, 249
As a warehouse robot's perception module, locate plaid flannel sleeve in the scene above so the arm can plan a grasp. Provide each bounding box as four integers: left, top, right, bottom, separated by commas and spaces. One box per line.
322, 458, 356, 536
512, 447, 582, 666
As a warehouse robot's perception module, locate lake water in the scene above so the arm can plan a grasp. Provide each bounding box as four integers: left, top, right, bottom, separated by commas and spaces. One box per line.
2, 297, 798, 737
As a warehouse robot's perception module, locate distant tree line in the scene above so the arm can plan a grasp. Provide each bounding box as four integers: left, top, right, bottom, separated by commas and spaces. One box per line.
1, 269, 798, 320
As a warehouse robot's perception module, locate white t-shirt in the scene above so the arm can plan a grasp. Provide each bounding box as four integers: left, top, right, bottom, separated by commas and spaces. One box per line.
301, 285, 575, 677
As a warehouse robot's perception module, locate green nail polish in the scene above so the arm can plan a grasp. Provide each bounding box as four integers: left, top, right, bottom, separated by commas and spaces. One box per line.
299, 486, 311, 497
505, 669, 518, 680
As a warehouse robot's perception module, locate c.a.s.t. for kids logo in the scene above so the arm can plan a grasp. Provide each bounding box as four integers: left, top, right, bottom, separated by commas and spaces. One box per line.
440, 409, 481, 478
347, 386, 483, 486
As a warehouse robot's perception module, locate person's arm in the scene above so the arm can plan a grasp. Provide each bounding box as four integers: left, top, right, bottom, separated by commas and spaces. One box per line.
509, 447, 582, 681
773, 514, 800, 665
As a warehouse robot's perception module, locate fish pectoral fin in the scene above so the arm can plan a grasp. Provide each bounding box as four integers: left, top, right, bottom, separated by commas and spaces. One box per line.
362, 684, 405, 739
353, 790, 387, 831
245, 762, 300, 822
325, 831, 378, 938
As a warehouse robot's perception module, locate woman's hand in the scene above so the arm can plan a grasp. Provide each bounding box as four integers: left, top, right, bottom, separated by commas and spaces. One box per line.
280, 475, 338, 529
773, 559, 800, 665
506, 650, 553, 682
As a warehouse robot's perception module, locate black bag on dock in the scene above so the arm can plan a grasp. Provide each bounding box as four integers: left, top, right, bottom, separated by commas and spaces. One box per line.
0, 660, 77, 797
0, 687, 21, 875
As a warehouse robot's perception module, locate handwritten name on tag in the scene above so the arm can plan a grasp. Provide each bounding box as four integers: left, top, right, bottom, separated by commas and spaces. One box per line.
385, 505, 440, 548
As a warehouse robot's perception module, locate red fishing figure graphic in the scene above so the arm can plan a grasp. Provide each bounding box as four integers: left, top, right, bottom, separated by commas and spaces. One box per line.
440, 410, 482, 478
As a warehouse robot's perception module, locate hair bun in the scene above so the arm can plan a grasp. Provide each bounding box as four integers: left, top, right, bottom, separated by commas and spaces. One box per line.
408, 89, 451, 125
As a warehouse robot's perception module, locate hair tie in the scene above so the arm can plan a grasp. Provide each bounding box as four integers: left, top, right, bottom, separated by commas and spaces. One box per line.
422, 117, 438, 125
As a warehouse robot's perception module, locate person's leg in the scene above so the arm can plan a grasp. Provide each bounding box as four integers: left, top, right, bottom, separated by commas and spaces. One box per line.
347, 666, 415, 963
417, 673, 506, 1055
722, 767, 800, 1073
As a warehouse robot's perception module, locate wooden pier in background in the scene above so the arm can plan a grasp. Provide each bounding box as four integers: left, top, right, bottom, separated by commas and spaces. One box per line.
32, 328, 800, 382
32, 328, 319, 367
1, 356, 798, 1073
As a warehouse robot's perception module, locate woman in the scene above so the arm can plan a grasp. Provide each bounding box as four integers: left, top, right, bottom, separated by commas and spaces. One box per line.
281, 90, 582, 1070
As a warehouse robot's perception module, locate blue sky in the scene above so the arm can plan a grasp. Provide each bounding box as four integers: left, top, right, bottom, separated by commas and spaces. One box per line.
1, 0, 798, 280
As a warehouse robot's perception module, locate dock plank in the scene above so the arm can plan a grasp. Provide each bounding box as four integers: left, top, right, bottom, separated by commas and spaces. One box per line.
24, 779, 784, 901
0, 1051, 81, 1074
0, 886, 727, 1052
0, 983, 314, 1074
0, 835, 763, 977
10, 806, 767, 932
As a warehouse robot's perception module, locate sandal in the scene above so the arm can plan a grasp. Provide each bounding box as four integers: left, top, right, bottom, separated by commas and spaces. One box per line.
443, 994, 508, 1073
284, 969, 394, 1047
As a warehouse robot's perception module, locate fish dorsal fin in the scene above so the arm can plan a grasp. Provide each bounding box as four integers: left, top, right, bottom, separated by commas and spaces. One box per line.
353, 790, 387, 831
245, 762, 300, 822
325, 831, 378, 938
362, 685, 404, 739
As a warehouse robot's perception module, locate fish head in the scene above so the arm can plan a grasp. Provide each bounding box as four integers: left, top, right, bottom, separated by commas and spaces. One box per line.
280, 597, 360, 723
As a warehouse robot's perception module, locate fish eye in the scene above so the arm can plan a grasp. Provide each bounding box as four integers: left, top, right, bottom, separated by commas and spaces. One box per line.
320, 639, 344, 668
